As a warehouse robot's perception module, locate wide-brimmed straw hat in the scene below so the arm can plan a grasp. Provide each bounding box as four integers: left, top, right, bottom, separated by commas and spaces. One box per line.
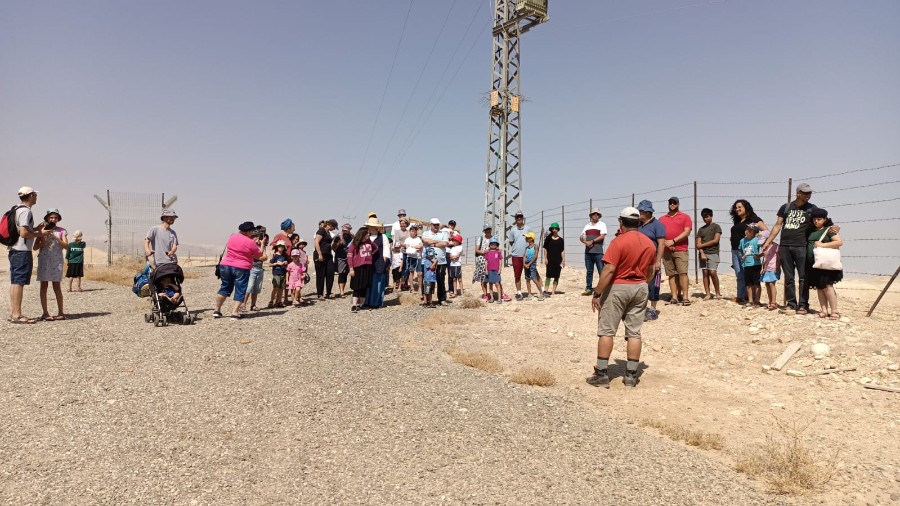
364, 217, 383, 229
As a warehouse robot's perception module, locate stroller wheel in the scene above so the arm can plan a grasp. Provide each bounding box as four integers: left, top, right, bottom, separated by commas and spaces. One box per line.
182, 313, 192, 325
161, 315, 168, 327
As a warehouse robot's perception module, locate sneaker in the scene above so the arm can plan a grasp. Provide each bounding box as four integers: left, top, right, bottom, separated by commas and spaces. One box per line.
351, 305, 359, 313
515, 292, 523, 301
482, 294, 490, 301
537, 295, 545, 301
644, 308, 658, 321
230, 314, 242, 320
623, 371, 638, 387
582, 289, 594, 296
502, 294, 511, 301
586, 368, 610, 388
212, 311, 223, 318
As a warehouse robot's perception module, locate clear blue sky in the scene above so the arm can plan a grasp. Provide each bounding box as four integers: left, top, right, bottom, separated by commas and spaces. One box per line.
2, 1, 898, 268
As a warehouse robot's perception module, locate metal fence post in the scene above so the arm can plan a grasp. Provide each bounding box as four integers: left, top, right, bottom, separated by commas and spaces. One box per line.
693, 181, 699, 284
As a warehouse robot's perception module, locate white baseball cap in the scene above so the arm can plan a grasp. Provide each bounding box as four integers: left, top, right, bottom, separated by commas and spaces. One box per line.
17, 186, 38, 197
619, 207, 640, 219
430, 218, 440, 225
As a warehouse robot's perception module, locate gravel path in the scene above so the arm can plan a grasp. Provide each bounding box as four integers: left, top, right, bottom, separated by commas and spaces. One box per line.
1, 270, 777, 504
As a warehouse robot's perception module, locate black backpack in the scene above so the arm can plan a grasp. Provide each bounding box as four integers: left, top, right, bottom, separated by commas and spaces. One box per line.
0, 205, 25, 246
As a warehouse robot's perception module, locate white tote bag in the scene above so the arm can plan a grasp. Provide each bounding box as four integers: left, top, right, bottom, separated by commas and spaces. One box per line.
812, 247, 842, 271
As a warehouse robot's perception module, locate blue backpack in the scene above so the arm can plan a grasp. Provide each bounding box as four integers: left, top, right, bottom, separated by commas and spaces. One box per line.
132, 264, 152, 297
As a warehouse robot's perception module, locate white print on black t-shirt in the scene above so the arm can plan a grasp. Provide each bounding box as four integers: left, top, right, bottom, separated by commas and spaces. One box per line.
783, 208, 808, 231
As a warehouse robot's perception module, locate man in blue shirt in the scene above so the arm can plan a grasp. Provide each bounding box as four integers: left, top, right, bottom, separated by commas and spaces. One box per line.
507, 211, 532, 301
637, 200, 666, 320
422, 218, 450, 305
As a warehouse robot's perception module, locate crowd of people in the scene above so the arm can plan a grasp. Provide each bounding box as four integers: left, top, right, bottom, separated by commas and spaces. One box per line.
6, 184, 847, 388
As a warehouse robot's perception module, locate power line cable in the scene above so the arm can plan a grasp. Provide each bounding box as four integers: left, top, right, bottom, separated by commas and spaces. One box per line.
361, 0, 461, 195
346, 0, 415, 212
364, 14, 490, 207
799, 162, 900, 181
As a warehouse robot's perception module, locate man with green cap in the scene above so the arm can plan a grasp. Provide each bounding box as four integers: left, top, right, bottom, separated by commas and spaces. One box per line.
541, 222, 565, 296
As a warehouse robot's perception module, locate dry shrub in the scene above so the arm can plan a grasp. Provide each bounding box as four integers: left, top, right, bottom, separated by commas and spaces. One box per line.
734, 418, 835, 495
84, 257, 197, 286
640, 419, 725, 451
399, 292, 421, 306
445, 346, 503, 374
458, 295, 485, 309
509, 366, 556, 387
420, 311, 469, 331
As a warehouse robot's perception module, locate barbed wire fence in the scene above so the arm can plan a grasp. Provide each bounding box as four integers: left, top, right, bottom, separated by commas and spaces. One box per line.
462, 162, 900, 307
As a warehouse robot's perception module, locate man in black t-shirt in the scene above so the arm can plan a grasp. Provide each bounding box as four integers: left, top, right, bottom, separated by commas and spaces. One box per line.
762, 183, 817, 314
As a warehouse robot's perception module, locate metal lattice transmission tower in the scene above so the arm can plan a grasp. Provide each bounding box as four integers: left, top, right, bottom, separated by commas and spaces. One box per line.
483, 0, 548, 255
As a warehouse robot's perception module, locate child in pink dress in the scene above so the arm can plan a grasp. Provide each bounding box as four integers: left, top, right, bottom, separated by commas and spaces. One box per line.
759, 230, 781, 310
287, 249, 306, 307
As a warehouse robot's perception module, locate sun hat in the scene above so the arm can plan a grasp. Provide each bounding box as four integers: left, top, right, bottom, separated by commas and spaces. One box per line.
637, 200, 654, 213
365, 217, 383, 228
297, 237, 308, 245
589, 208, 602, 216
524, 232, 535, 240
668, 196, 680, 204
619, 207, 640, 219
489, 236, 500, 245
397, 209, 407, 216
342, 223, 352, 230
239, 221, 256, 232
280, 218, 293, 231
274, 241, 287, 250
368, 211, 378, 218
514, 211, 524, 217
17, 186, 37, 197
810, 208, 828, 219
797, 183, 813, 193
44, 208, 61, 221
290, 249, 300, 257
161, 208, 178, 219
430, 218, 440, 225
399, 217, 409, 224
549, 222, 560, 230
483, 224, 492, 231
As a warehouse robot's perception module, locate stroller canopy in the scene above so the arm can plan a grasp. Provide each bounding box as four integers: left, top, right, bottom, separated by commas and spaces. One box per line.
151, 262, 184, 286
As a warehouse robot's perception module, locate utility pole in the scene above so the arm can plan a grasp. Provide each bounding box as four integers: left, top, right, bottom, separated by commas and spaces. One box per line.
484, 0, 548, 261
93, 191, 112, 267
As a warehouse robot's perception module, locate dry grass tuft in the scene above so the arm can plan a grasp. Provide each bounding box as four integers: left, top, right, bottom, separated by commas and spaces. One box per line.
444, 346, 503, 374
509, 366, 556, 386
399, 292, 421, 306
734, 418, 835, 495
84, 257, 197, 286
458, 295, 485, 309
640, 419, 725, 451
421, 311, 469, 330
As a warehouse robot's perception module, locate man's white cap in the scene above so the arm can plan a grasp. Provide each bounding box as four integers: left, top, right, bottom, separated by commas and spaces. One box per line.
17, 186, 37, 196
430, 218, 440, 225
619, 207, 640, 219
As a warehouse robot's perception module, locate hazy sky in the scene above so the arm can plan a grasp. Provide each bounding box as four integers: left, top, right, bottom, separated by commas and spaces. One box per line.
2, 1, 898, 271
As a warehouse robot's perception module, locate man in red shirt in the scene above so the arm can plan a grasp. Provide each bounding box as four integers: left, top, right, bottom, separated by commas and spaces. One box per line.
587, 207, 657, 388
658, 196, 693, 305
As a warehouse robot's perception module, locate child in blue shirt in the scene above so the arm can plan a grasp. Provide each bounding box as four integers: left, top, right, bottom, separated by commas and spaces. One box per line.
523, 232, 544, 301
422, 248, 437, 308
269, 242, 289, 308
739, 224, 762, 307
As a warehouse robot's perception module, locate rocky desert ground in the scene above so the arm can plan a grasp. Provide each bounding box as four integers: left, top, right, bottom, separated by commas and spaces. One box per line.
1, 258, 898, 504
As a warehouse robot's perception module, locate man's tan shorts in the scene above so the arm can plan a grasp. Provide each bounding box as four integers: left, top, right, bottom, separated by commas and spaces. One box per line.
662, 250, 689, 276
597, 283, 648, 339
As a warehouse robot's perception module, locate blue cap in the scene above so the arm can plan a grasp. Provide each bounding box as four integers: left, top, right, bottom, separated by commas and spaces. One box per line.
280, 218, 293, 231
637, 200, 654, 213
425, 247, 436, 256
489, 236, 500, 244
